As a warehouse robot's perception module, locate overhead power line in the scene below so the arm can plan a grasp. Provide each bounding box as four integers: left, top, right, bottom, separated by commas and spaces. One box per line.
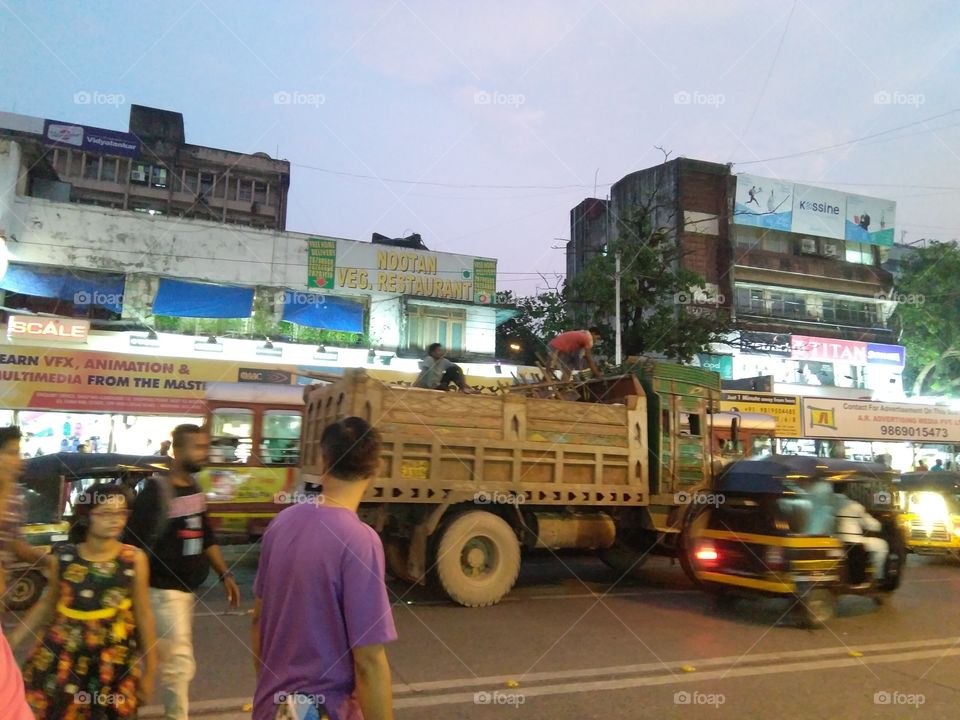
733, 108, 960, 165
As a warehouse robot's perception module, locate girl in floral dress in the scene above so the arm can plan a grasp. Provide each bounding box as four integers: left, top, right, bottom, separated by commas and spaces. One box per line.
12, 484, 156, 719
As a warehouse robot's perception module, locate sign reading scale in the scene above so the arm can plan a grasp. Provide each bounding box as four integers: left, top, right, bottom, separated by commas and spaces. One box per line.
7, 316, 90, 343
308, 237, 496, 305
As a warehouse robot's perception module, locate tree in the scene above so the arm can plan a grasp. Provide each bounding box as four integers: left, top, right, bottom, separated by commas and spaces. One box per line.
566, 206, 732, 363
495, 288, 568, 365
891, 241, 960, 396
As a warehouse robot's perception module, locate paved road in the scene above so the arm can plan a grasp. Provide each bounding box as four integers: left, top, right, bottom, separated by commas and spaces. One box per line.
122, 545, 960, 718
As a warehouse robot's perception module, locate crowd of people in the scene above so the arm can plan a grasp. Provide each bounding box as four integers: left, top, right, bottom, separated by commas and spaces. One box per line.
0, 420, 396, 720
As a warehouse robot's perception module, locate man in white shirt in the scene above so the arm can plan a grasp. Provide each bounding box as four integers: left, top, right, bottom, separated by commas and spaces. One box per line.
833, 493, 888, 581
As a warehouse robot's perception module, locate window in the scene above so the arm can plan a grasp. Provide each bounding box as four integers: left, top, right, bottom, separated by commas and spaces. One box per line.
213, 174, 226, 199
200, 173, 214, 196
846, 241, 874, 265
253, 181, 267, 204
151, 166, 168, 188
83, 155, 100, 180
238, 180, 253, 201
407, 306, 467, 353
53, 149, 67, 175
100, 158, 118, 183
261, 411, 302, 465
267, 184, 278, 207
131, 162, 149, 184
210, 408, 254, 463
183, 171, 198, 194
679, 412, 702, 437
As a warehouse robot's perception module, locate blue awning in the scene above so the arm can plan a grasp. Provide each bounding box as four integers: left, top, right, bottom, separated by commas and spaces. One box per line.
152, 278, 254, 319
0, 263, 125, 313
281, 291, 363, 332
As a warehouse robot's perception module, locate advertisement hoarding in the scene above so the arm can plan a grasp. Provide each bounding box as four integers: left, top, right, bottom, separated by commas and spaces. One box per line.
802, 398, 960, 442
720, 391, 802, 437
733, 174, 896, 247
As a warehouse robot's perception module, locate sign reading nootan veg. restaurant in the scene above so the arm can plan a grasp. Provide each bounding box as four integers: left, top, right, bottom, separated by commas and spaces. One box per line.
309, 239, 496, 305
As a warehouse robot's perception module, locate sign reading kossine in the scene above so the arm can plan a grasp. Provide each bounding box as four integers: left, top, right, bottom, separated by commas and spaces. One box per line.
327, 240, 496, 304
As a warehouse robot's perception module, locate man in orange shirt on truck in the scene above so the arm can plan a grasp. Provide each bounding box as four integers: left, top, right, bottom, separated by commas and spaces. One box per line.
546, 328, 602, 381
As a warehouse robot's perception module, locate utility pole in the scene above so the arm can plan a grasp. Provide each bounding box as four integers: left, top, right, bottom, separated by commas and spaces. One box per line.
614, 250, 622, 366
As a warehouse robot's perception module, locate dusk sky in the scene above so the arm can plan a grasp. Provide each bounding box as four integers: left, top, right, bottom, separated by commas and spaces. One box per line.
2, 0, 958, 295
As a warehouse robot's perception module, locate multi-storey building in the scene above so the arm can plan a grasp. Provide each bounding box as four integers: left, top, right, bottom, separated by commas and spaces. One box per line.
1, 104, 289, 230
566, 159, 904, 399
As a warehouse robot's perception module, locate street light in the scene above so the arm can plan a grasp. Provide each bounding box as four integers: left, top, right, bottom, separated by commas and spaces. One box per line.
601, 244, 623, 366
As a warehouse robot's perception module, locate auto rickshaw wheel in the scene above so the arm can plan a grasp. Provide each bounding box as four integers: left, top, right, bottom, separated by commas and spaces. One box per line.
798, 587, 836, 628
678, 504, 711, 587
4, 570, 46, 612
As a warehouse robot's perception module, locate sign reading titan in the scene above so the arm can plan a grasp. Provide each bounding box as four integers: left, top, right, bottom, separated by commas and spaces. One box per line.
7, 316, 90, 343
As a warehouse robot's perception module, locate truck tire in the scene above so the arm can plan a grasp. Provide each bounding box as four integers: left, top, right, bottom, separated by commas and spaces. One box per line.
4, 570, 46, 612
433, 511, 521, 607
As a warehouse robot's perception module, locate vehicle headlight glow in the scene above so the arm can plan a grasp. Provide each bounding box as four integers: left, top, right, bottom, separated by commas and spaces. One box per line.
912, 492, 949, 526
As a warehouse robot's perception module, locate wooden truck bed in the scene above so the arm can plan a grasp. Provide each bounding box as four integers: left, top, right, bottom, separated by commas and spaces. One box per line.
302, 369, 651, 507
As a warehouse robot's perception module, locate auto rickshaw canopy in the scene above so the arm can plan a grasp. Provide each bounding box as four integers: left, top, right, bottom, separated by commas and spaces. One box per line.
716, 455, 894, 495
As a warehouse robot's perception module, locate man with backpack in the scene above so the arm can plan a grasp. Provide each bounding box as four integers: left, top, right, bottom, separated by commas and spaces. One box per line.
125, 423, 241, 720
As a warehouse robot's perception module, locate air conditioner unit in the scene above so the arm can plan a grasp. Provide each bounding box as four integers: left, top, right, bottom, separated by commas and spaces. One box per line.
822, 244, 839, 258
131, 168, 147, 183
800, 238, 818, 254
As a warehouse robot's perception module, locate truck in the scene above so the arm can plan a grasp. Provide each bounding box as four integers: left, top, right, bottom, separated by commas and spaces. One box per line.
299, 361, 726, 606
197, 361, 760, 606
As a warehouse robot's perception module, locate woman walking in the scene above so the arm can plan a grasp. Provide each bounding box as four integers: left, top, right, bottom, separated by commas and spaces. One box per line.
12, 484, 156, 719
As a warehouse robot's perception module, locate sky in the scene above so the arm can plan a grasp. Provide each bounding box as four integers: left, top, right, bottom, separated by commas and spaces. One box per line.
1, 0, 958, 296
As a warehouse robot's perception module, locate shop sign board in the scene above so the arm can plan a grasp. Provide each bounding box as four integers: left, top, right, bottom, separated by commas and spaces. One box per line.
720, 391, 802, 437
801, 398, 960, 442
791, 335, 905, 368
7, 316, 90, 343
323, 238, 496, 304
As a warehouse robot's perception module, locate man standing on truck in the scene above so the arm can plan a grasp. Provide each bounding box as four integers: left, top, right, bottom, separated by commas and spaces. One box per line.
546, 328, 603, 381
252, 417, 396, 720
124, 424, 241, 720
414, 343, 478, 393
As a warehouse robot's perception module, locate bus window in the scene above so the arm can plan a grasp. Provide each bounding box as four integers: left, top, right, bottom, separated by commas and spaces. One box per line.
261, 411, 302, 465
210, 408, 254, 463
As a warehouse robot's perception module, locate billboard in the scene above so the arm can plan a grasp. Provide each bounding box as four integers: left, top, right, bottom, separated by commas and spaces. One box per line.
322, 239, 497, 305
802, 398, 960, 442
0, 344, 417, 414
733, 174, 895, 247
733, 173, 793, 231
721, 391, 802, 437
42, 119, 140, 158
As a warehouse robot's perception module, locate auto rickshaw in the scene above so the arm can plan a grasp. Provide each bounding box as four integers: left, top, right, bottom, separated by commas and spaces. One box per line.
683, 456, 907, 627
7, 453, 169, 611
896, 471, 960, 559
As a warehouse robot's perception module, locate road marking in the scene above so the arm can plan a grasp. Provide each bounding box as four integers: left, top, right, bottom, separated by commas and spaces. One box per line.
392, 634, 960, 694
393, 646, 960, 709
139, 635, 960, 716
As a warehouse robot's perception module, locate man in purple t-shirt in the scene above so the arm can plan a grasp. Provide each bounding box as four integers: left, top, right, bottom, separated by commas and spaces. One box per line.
252, 418, 396, 720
